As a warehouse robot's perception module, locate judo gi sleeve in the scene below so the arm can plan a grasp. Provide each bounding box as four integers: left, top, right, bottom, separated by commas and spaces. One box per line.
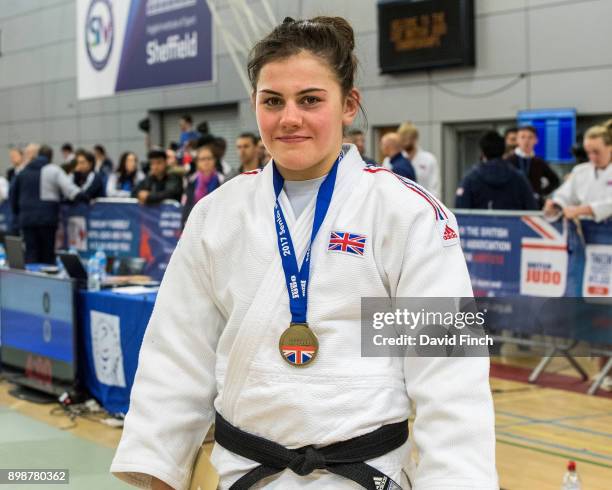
589, 195, 612, 222
111, 204, 226, 490
551, 174, 579, 209
398, 208, 499, 490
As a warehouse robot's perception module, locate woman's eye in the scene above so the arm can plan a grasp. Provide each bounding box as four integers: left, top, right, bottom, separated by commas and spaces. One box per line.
264, 97, 282, 106
302, 96, 320, 105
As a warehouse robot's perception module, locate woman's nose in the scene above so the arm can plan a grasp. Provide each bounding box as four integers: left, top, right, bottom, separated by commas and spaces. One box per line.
279, 101, 302, 129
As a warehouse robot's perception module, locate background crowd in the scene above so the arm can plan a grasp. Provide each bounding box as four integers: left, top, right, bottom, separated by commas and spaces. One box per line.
2, 113, 612, 264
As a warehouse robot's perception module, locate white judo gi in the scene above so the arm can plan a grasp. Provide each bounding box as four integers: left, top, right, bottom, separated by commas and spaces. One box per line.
551, 162, 612, 222
110, 144, 498, 490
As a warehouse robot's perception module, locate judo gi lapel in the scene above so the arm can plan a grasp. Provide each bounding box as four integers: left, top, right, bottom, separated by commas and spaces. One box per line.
220, 145, 365, 421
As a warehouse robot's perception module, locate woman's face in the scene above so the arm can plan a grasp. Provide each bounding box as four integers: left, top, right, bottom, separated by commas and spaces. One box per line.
196, 148, 216, 174
125, 153, 137, 174
584, 137, 612, 168
254, 51, 359, 180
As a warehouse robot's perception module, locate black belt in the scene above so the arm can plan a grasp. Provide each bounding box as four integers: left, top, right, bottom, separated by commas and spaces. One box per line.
214, 411, 406, 490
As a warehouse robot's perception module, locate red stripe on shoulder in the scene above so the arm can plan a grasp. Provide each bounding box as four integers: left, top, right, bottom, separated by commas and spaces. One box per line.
363, 167, 446, 219
241, 169, 262, 175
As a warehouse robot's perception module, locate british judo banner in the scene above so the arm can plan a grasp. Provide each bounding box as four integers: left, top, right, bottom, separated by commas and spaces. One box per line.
456, 211, 612, 298
58, 200, 182, 280
77, 0, 214, 99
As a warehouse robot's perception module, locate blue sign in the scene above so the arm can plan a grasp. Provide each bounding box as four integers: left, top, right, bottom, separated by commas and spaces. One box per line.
517, 108, 576, 163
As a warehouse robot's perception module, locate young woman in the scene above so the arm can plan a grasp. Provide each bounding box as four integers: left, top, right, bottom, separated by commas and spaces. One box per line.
544, 120, 612, 222
182, 145, 222, 224
106, 152, 145, 198
111, 17, 497, 490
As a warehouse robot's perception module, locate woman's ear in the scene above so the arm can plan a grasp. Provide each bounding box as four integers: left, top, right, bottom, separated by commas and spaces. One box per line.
342, 88, 361, 127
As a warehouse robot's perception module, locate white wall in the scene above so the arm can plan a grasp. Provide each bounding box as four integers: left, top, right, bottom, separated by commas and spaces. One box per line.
1, 0, 611, 177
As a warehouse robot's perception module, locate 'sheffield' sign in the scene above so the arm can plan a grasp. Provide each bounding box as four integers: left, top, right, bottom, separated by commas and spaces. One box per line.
77, 0, 214, 99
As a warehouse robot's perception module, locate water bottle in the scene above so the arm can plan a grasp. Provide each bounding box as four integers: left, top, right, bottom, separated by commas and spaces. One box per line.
56, 256, 68, 279
0, 244, 6, 268
561, 461, 581, 489
95, 249, 107, 282
87, 256, 101, 291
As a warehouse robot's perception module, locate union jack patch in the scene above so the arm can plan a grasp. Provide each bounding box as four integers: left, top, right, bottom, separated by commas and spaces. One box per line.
328, 231, 367, 256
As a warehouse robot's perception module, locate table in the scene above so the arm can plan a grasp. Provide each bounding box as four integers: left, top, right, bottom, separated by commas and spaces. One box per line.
78, 289, 157, 414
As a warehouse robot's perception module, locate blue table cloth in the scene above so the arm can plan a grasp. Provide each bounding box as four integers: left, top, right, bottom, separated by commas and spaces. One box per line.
78, 289, 157, 414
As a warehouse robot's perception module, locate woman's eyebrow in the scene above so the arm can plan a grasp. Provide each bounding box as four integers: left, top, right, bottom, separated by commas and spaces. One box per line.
258, 88, 327, 96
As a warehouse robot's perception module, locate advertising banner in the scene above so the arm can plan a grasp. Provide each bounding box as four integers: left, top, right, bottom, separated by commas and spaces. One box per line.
77, 0, 214, 99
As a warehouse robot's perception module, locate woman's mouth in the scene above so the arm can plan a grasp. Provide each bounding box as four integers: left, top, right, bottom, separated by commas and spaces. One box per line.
276, 136, 311, 143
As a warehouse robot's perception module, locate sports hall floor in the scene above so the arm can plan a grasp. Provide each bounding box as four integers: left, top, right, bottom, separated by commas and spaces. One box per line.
1, 355, 610, 489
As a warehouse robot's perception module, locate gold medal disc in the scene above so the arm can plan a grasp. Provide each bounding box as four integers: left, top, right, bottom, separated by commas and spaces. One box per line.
279, 323, 318, 367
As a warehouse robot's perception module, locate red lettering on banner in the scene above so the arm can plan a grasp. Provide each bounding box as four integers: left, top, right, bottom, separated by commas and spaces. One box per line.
526, 268, 561, 285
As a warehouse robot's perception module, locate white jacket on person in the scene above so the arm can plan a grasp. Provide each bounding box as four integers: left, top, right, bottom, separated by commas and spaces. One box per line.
110, 144, 498, 490
552, 162, 612, 222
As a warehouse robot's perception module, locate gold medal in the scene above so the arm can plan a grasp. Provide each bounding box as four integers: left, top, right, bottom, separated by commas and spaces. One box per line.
279, 323, 318, 367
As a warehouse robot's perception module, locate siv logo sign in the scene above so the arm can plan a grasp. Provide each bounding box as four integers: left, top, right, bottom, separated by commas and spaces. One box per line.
85, 0, 114, 71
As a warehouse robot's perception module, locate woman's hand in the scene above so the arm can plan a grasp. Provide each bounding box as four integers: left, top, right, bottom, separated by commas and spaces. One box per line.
151, 477, 174, 490
562, 204, 593, 219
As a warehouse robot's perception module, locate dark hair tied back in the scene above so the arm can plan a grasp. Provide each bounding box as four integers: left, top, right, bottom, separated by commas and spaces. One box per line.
247, 16, 358, 97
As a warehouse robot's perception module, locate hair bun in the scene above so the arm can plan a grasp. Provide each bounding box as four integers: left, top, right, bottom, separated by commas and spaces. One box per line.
312, 16, 355, 51
283, 16, 295, 24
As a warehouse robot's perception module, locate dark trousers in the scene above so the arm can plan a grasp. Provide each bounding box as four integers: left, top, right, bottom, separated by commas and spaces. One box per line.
22, 226, 57, 264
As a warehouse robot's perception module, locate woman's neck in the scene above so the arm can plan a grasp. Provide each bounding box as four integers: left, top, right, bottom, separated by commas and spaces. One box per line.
276, 145, 342, 181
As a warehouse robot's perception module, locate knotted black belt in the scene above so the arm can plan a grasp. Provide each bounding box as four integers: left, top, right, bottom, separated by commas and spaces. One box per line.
214, 411, 406, 489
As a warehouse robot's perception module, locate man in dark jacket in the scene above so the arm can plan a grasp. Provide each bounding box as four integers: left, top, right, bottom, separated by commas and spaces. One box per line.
455, 131, 537, 211
133, 149, 183, 205
10, 145, 84, 263
506, 125, 560, 206
381, 132, 416, 181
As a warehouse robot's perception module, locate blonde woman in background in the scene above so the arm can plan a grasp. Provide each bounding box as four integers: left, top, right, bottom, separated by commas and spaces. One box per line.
544, 120, 612, 222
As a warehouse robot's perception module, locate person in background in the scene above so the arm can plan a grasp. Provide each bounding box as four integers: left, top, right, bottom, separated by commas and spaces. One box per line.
7, 147, 24, 184
544, 120, 612, 222
227, 132, 262, 179
133, 149, 183, 205
380, 132, 416, 181
455, 131, 537, 211
10, 145, 84, 263
182, 145, 221, 224
397, 121, 440, 197
106, 152, 145, 197
257, 137, 271, 166
61, 142, 75, 164
179, 114, 201, 151
71, 149, 106, 201
507, 125, 560, 206
213, 136, 232, 177
93, 144, 114, 176
345, 128, 376, 166
503, 127, 518, 158
22, 143, 40, 165
166, 148, 179, 168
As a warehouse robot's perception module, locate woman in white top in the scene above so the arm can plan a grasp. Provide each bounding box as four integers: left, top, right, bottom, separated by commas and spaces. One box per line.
111, 16, 497, 490
544, 120, 612, 222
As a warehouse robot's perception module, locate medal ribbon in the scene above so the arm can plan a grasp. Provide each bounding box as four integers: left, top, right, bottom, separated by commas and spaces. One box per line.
272, 151, 344, 324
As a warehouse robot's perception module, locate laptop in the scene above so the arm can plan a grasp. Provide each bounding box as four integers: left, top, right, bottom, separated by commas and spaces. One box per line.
58, 253, 157, 289
5, 236, 26, 270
